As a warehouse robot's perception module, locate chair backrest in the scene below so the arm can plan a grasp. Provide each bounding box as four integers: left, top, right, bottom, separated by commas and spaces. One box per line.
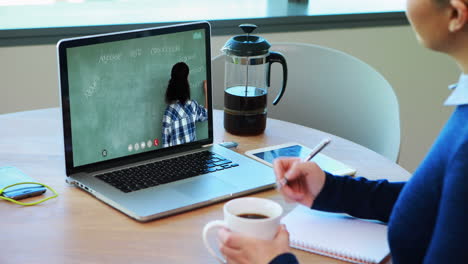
212, 42, 400, 162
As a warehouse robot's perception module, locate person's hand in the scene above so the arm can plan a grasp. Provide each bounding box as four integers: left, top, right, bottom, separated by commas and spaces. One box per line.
218, 225, 291, 264
274, 157, 326, 208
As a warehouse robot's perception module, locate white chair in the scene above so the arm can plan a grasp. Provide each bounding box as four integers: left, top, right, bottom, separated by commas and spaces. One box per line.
212, 42, 400, 162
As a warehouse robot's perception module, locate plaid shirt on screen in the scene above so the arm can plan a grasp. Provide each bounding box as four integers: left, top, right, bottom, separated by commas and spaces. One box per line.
162, 99, 208, 147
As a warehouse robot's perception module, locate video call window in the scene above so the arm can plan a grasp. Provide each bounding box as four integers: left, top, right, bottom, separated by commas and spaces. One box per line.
67, 29, 209, 167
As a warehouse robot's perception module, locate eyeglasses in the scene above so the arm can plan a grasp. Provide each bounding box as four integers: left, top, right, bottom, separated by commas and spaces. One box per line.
0, 182, 58, 206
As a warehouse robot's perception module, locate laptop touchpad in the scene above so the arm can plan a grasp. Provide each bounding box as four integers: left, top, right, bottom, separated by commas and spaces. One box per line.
174, 175, 238, 200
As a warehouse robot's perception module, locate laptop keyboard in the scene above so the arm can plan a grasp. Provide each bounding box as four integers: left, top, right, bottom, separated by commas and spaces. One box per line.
96, 151, 239, 193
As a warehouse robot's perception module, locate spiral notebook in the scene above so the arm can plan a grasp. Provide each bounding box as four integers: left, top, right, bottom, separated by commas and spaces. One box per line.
281, 205, 390, 264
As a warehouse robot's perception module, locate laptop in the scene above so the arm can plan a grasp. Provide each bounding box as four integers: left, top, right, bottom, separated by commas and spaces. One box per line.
57, 21, 275, 222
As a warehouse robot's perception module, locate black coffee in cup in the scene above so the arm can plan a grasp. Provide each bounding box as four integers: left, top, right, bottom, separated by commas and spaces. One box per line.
237, 213, 269, 219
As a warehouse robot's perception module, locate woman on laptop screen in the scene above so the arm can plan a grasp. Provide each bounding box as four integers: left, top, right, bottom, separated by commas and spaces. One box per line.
162, 62, 208, 147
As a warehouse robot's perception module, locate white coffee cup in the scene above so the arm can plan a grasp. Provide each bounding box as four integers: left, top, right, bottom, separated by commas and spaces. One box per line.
202, 197, 283, 263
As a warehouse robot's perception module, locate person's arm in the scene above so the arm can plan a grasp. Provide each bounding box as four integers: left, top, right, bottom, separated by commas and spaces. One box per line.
274, 158, 405, 223
313, 173, 405, 222
161, 110, 172, 147
203, 80, 208, 109
422, 146, 468, 263
269, 253, 299, 264
193, 98, 208, 122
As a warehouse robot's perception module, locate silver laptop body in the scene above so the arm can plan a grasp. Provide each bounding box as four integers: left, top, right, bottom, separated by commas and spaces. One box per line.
57, 21, 275, 222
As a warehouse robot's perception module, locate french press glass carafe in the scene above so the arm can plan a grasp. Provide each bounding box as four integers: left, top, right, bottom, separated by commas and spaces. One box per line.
222, 24, 288, 135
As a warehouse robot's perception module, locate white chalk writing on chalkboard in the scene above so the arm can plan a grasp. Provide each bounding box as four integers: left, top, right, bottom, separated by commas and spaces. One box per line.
99, 52, 122, 64
130, 48, 142, 58
191, 66, 204, 74
150, 45, 181, 55
179, 54, 196, 62
84, 77, 100, 98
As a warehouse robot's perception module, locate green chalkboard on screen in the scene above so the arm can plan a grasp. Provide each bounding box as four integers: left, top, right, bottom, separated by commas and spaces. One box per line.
66, 29, 208, 167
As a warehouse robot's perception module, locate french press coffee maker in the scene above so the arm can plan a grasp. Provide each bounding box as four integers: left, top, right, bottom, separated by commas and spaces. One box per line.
222, 24, 287, 135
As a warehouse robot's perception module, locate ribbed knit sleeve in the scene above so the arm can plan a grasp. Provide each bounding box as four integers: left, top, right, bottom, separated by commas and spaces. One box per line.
312, 172, 405, 222
269, 253, 299, 264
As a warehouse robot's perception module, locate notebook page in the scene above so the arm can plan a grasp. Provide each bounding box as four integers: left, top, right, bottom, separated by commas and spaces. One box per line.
281, 205, 389, 264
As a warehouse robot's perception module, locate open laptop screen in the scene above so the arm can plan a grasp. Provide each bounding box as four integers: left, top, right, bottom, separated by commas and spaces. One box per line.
58, 22, 212, 170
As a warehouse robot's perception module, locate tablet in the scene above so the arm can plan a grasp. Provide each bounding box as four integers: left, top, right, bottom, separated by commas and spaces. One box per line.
245, 143, 356, 176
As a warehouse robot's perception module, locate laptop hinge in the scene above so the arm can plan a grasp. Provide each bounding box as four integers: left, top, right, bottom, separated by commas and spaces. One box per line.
202, 143, 214, 148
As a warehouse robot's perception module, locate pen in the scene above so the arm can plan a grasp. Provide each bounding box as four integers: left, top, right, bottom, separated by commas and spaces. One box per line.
303, 138, 331, 162
278, 138, 331, 188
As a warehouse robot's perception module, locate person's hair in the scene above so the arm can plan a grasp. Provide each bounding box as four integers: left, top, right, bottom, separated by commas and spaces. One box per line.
434, 0, 448, 5
434, 0, 465, 6
165, 62, 190, 104
434, 0, 468, 10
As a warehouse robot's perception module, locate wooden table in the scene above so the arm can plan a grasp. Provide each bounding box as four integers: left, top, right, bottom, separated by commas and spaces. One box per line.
0, 108, 410, 264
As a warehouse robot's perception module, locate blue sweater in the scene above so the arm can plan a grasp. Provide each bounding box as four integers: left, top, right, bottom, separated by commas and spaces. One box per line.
270, 105, 468, 264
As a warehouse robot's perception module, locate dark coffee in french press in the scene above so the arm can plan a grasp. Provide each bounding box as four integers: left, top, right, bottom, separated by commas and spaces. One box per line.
221, 24, 287, 135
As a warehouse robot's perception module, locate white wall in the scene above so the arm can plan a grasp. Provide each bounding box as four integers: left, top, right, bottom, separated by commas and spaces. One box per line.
0, 25, 459, 173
